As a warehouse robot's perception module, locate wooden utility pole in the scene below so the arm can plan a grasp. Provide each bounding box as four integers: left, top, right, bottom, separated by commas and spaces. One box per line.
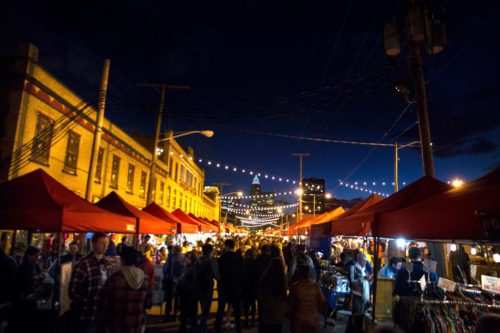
85, 59, 110, 202
292, 153, 310, 222
139, 83, 189, 205
394, 142, 399, 192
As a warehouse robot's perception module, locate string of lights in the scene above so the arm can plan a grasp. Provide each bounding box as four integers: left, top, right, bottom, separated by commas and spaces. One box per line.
223, 202, 299, 210
197, 158, 299, 184
241, 221, 280, 228
338, 180, 390, 197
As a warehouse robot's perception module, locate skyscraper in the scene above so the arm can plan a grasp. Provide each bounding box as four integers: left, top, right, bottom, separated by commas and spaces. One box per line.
303, 177, 326, 214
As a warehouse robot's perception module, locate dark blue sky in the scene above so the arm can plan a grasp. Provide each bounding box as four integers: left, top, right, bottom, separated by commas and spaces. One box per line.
2, 0, 499, 199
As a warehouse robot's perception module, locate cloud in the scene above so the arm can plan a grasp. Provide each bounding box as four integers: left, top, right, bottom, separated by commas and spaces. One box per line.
434, 137, 497, 157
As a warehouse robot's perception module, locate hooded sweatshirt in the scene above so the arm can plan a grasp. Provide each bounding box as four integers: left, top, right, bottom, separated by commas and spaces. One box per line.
120, 265, 145, 289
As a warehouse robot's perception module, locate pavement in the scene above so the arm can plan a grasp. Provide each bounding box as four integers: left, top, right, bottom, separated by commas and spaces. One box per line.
146, 303, 348, 332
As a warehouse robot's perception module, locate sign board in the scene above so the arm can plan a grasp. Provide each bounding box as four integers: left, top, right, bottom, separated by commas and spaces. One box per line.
60, 263, 72, 315
423, 259, 437, 273
481, 275, 500, 294
309, 222, 331, 257
477, 210, 500, 240
437, 277, 457, 292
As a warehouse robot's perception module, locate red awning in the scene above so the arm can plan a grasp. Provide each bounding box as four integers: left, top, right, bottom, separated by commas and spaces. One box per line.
198, 216, 221, 233
188, 213, 216, 233
377, 168, 500, 240
142, 202, 180, 233
331, 177, 452, 236
96, 192, 172, 234
0, 169, 136, 233
172, 209, 201, 233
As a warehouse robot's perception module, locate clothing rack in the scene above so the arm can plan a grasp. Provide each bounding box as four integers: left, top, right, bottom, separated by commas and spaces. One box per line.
418, 299, 500, 309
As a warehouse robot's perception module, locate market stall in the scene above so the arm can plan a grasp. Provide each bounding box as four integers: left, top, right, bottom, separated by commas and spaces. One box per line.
142, 202, 185, 234
96, 191, 175, 234
331, 177, 451, 236
0, 169, 137, 233
171, 209, 202, 233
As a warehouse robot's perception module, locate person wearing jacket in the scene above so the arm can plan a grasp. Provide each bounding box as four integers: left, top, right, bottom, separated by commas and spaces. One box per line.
215, 239, 245, 333
99, 246, 152, 333
162, 245, 184, 321
257, 257, 287, 333
348, 252, 372, 333
194, 243, 219, 333
378, 257, 402, 279
289, 265, 326, 333
394, 247, 436, 296
178, 251, 198, 333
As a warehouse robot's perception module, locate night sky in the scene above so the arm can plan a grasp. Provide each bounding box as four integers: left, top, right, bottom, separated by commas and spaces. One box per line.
2, 0, 499, 199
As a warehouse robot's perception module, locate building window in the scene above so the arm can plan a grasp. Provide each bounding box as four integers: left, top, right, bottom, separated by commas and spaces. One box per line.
169, 157, 173, 176
110, 155, 120, 189
159, 181, 165, 205
31, 113, 53, 165
63, 131, 80, 174
174, 163, 179, 182
173, 189, 177, 209
167, 185, 171, 208
94, 147, 104, 183
139, 171, 147, 198
179, 193, 183, 210
127, 164, 135, 193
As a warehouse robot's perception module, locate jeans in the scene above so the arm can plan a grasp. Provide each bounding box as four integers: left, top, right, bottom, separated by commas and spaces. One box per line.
215, 292, 241, 333
242, 295, 256, 324
197, 289, 213, 333
164, 282, 179, 318
179, 291, 198, 332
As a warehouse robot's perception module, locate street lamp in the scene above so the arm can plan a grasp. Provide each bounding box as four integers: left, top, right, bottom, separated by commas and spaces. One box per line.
158, 130, 214, 142
147, 129, 214, 205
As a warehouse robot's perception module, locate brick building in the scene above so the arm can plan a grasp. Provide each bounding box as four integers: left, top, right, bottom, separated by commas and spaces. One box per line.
0, 44, 219, 221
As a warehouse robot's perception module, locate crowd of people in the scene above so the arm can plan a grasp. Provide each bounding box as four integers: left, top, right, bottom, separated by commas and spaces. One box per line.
0, 233, 328, 333
1, 233, 499, 333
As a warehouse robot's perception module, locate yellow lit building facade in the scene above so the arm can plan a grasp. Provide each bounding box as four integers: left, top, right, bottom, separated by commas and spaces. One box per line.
0, 44, 220, 221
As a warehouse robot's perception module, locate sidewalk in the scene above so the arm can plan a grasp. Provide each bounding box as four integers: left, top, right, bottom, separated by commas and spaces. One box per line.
146, 304, 348, 332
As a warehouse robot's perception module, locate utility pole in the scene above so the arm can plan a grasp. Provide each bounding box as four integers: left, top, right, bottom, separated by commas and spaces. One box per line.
409, 42, 435, 177
383, 0, 448, 282
213, 182, 230, 223
394, 142, 399, 192
139, 83, 189, 205
85, 59, 110, 202
292, 153, 310, 222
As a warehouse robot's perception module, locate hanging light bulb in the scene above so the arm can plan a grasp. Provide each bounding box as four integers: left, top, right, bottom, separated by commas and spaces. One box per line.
493, 253, 500, 263
470, 247, 477, 256
450, 243, 457, 252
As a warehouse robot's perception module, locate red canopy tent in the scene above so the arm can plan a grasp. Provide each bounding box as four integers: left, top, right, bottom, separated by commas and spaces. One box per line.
199, 217, 221, 233
310, 196, 381, 237
311, 207, 346, 225
142, 202, 182, 234
96, 192, 173, 234
0, 169, 136, 233
188, 214, 217, 233
377, 168, 500, 240
172, 209, 202, 233
331, 177, 451, 236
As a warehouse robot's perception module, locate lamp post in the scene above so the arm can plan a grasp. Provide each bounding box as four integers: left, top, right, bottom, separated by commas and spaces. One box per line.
147, 130, 214, 205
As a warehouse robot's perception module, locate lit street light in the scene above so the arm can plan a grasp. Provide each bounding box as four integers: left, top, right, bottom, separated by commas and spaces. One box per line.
147, 129, 214, 205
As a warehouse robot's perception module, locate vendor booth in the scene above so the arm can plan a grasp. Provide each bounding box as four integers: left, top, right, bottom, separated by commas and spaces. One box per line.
0, 169, 137, 233
96, 191, 176, 235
